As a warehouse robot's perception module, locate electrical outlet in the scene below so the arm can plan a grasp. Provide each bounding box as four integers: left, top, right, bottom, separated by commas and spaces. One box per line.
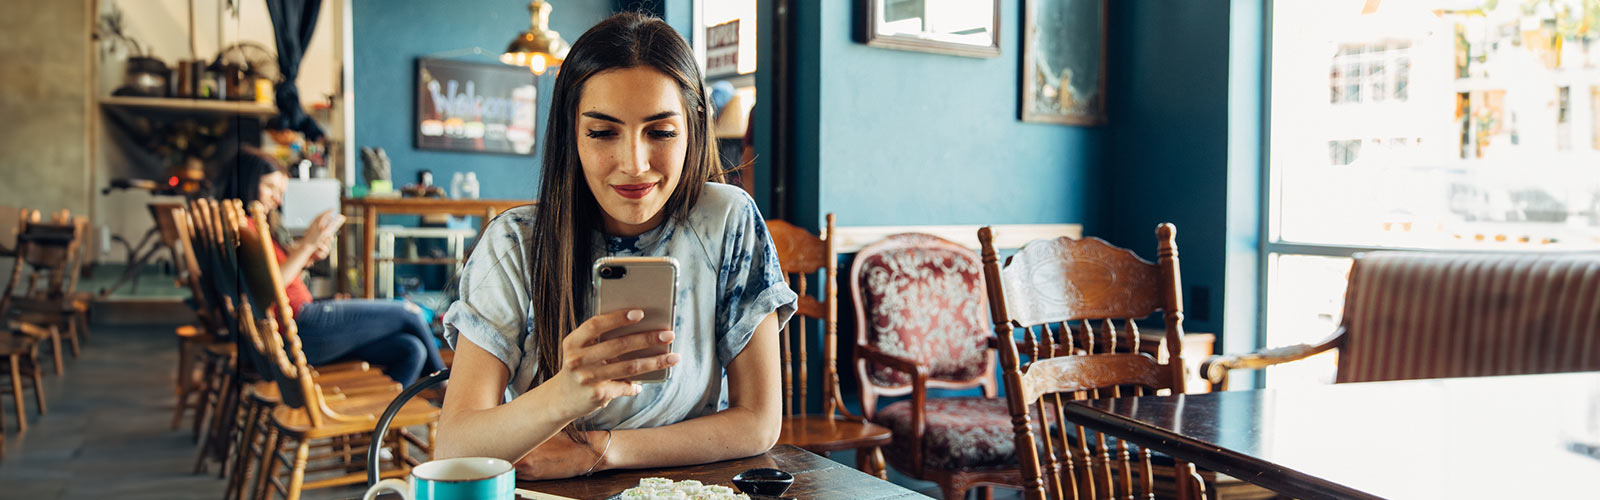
1189, 286, 1211, 322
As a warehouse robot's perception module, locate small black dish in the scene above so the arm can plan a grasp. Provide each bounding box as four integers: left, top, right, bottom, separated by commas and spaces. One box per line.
732, 467, 794, 496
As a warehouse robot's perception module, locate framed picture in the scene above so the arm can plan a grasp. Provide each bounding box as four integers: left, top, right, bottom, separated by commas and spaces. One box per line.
1021, 0, 1107, 125
858, 0, 1000, 58
414, 58, 538, 155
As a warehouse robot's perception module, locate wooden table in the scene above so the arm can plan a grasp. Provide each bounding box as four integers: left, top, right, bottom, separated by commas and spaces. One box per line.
1060, 371, 1600, 500
341, 197, 533, 298
518, 445, 928, 499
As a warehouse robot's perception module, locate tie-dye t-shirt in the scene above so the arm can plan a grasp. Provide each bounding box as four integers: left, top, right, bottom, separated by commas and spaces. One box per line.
442, 183, 797, 430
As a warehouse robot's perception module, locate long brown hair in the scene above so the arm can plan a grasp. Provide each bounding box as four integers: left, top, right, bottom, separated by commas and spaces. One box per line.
527, 13, 720, 437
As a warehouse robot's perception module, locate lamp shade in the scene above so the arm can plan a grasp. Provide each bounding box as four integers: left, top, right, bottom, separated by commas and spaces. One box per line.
501, 1, 570, 75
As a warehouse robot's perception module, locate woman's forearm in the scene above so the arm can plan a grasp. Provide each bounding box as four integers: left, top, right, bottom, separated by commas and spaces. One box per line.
595, 313, 784, 471
599, 403, 779, 472
278, 237, 318, 282
437, 381, 575, 463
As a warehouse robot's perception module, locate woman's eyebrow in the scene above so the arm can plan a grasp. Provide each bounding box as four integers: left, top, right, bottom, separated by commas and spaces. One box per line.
643, 111, 679, 122
581, 111, 623, 124
580, 110, 681, 124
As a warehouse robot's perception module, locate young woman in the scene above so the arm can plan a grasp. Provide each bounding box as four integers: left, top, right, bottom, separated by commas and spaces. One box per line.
437, 13, 796, 479
217, 149, 448, 385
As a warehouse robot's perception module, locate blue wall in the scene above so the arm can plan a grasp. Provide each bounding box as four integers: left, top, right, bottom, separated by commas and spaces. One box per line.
1101, 0, 1248, 338
354, 0, 614, 200
781, 1, 1101, 231
781, 0, 1263, 347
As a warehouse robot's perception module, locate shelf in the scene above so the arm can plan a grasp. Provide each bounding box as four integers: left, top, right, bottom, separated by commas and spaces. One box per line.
99, 96, 278, 118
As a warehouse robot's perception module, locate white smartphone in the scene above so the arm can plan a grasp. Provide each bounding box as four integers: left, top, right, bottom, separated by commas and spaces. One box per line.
591, 256, 679, 383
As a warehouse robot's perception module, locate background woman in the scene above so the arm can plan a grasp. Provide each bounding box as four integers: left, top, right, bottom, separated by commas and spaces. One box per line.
216, 149, 448, 385
437, 12, 796, 479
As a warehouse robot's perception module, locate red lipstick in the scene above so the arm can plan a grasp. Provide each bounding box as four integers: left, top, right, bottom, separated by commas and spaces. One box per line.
613, 182, 655, 199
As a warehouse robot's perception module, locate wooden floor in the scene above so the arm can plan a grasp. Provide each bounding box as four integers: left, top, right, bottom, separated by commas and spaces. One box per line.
0, 322, 227, 499
0, 318, 997, 500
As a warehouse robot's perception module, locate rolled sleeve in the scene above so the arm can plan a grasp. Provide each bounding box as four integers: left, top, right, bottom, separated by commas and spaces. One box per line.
714, 197, 799, 367
443, 207, 536, 378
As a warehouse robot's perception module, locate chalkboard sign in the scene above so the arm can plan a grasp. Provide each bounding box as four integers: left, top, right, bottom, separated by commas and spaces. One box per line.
414, 58, 538, 155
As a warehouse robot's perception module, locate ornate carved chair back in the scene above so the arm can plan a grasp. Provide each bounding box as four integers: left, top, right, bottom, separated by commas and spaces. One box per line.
978, 223, 1204, 500
237, 201, 325, 426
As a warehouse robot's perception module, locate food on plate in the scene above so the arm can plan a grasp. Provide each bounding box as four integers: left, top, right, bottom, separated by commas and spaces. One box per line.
619, 477, 749, 500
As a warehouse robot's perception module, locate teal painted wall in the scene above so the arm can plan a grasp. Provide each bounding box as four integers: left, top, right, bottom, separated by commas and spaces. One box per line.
354, 0, 614, 200
1103, 0, 1226, 337
781, 1, 1101, 231
780, 1, 1112, 410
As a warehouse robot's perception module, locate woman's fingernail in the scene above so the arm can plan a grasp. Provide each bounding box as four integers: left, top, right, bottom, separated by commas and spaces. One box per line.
658, 331, 673, 342
666, 353, 681, 364
627, 309, 643, 321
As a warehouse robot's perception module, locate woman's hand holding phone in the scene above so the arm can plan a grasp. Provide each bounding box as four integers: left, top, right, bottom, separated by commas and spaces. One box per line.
547, 308, 680, 421
304, 211, 344, 261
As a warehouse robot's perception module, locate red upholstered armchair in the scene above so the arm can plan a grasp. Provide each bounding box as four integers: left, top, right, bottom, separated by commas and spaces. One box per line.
851, 233, 1017, 500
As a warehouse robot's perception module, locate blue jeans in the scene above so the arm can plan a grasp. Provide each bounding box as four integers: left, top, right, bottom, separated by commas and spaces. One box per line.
295, 299, 447, 385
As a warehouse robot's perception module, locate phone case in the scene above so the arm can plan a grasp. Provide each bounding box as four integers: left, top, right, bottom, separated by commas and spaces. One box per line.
591, 256, 679, 383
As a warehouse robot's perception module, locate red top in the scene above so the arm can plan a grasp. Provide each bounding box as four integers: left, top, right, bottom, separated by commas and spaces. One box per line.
267, 229, 314, 317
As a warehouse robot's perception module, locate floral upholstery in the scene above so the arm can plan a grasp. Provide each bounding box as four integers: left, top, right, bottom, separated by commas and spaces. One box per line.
853, 234, 992, 387
874, 397, 1013, 470
873, 397, 1058, 471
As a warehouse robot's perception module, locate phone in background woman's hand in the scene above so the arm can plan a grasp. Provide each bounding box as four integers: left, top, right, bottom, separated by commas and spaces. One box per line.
592, 256, 679, 383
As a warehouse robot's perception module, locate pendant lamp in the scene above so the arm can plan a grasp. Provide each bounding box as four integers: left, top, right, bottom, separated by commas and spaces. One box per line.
501, 1, 570, 75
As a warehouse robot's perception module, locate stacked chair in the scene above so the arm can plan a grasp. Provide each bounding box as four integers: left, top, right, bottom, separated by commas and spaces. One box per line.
193, 199, 439, 500
3, 209, 90, 377
1, 206, 92, 459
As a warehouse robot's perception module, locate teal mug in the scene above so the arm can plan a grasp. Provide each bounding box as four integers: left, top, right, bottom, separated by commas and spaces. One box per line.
362, 457, 515, 500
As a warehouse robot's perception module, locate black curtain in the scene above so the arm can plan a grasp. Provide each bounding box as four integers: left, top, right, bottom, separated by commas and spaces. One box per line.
266, 0, 326, 141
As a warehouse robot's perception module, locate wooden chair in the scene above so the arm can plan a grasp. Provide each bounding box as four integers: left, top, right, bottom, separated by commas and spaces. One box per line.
236, 201, 438, 500
850, 233, 1010, 500
159, 202, 226, 432
978, 224, 1206, 500
182, 197, 254, 475
182, 199, 396, 499
217, 198, 400, 500
768, 214, 893, 478
2, 210, 89, 377
1203, 251, 1600, 390
0, 314, 48, 435
0, 205, 55, 426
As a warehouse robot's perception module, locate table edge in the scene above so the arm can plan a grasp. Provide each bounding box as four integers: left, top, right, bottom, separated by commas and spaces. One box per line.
1060, 399, 1385, 500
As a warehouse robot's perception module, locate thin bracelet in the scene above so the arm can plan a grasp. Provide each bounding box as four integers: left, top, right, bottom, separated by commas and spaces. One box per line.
583, 430, 613, 476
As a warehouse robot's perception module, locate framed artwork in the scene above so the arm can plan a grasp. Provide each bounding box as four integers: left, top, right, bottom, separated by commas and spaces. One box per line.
858, 0, 1001, 58
414, 58, 538, 155
1021, 0, 1107, 125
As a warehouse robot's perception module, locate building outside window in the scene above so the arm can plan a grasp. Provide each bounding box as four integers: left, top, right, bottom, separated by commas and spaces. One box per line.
1266, 0, 1600, 387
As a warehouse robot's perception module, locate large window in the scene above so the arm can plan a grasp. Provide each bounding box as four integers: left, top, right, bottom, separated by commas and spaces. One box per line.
1266, 0, 1600, 387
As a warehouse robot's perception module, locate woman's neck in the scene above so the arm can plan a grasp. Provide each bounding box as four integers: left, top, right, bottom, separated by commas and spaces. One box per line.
600, 211, 667, 237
